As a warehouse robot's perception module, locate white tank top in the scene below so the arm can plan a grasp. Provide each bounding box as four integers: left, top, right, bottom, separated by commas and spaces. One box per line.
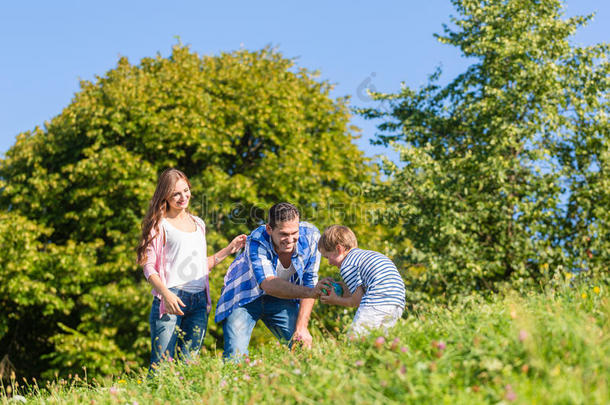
162, 217, 207, 292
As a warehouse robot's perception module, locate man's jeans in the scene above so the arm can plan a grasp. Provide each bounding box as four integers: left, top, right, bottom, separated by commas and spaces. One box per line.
222, 295, 298, 359
149, 287, 208, 369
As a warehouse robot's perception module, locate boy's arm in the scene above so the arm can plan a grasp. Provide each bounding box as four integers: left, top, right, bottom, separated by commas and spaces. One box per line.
319, 284, 364, 308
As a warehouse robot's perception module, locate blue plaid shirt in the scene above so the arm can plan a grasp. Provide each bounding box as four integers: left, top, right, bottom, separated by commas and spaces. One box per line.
215, 222, 321, 323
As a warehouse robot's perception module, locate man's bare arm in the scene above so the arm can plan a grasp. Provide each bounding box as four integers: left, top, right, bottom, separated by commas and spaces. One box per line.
260, 276, 322, 299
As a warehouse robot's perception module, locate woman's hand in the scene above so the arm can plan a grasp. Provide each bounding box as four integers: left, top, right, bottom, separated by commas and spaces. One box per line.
228, 234, 247, 254
162, 291, 186, 315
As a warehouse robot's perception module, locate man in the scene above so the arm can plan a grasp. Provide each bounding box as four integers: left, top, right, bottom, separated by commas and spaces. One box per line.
215, 202, 323, 358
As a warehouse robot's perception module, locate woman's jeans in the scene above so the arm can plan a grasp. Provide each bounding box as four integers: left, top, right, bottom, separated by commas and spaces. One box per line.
222, 295, 299, 359
149, 287, 208, 370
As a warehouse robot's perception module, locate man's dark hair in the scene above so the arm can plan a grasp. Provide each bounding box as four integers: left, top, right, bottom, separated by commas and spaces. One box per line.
268, 202, 300, 229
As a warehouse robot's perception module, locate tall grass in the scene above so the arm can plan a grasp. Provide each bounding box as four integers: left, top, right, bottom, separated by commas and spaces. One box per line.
2, 281, 608, 404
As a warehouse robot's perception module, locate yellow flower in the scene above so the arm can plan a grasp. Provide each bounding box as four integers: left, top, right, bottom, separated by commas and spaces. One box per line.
137, 380, 142, 384
551, 365, 561, 376
581, 293, 587, 299
593, 286, 600, 295
565, 272, 573, 280
118, 379, 126, 384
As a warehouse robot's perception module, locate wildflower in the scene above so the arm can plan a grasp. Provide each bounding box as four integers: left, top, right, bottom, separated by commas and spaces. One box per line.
518, 330, 528, 342
220, 379, 227, 388
390, 338, 400, 351
374, 336, 385, 348
510, 309, 517, 319
437, 341, 446, 350
118, 379, 126, 384
132, 402, 139, 405
400, 346, 408, 353
521, 364, 529, 373
380, 380, 388, 387
472, 385, 480, 393
137, 380, 142, 384
399, 365, 406, 375
504, 384, 516, 401
565, 272, 573, 280
355, 360, 364, 367
593, 286, 600, 294
109, 386, 118, 395
293, 368, 302, 375
11, 395, 26, 404
582, 293, 587, 299
243, 374, 251, 381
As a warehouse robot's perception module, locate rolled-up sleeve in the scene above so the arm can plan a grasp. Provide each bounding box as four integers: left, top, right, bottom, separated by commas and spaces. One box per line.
142, 235, 160, 280
247, 237, 275, 285
301, 229, 320, 288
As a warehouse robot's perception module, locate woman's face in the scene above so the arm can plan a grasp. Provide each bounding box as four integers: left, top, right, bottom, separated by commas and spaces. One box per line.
166, 178, 191, 212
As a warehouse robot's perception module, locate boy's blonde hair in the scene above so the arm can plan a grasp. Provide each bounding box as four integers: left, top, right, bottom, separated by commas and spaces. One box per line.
318, 225, 358, 253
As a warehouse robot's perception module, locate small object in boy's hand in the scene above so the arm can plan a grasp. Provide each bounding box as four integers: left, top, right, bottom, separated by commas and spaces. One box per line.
322, 282, 343, 296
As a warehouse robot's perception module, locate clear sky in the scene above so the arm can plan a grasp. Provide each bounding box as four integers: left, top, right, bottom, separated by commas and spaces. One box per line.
1, 1, 608, 160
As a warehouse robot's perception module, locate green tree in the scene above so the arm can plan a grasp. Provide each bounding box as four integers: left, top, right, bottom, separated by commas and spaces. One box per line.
360, 0, 609, 301
0, 45, 375, 379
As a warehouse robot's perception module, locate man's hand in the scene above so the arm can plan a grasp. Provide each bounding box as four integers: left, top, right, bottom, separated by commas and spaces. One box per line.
292, 327, 313, 349
315, 277, 335, 295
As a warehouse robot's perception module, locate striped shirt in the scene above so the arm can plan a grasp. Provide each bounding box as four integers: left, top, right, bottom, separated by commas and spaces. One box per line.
215, 222, 321, 323
340, 248, 406, 308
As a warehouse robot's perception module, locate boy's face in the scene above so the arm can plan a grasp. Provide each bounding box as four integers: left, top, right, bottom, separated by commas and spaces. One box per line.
320, 245, 348, 268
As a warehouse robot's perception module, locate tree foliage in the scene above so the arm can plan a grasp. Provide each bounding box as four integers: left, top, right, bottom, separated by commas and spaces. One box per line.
0, 45, 376, 379
360, 0, 609, 301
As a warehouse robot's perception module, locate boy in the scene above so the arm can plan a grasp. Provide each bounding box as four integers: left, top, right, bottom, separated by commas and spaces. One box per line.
316, 225, 405, 336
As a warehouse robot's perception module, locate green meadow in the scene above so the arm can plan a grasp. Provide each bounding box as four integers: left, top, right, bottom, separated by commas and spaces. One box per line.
4, 277, 607, 404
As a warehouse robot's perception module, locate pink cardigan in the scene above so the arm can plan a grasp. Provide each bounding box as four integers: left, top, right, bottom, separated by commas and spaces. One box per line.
142, 216, 212, 317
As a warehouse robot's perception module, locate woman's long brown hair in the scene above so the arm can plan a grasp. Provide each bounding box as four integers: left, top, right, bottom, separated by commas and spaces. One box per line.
136, 168, 191, 265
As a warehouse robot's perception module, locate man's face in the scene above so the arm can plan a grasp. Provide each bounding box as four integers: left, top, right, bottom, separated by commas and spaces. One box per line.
266, 218, 300, 255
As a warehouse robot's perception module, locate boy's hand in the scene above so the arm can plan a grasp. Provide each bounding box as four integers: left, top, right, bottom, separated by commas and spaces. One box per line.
319, 285, 341, 305
337, 281, 351, 297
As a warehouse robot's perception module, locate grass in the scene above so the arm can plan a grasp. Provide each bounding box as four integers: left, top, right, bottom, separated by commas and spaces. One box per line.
2, 281, 608, 404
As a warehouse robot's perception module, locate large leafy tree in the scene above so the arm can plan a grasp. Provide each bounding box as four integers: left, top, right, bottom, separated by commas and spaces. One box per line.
360, 0, 609, 301
0, 45, 375, 379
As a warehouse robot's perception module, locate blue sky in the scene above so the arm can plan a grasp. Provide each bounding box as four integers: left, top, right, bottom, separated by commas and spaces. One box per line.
1, 1, 608, 160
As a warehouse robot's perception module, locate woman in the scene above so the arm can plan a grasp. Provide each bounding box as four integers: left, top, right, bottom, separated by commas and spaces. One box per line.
136, 168, 246, 370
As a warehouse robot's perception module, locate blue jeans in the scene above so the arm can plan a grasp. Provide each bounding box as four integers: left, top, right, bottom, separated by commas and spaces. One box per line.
149, 288, 208, 369
222, 295, 299, 359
